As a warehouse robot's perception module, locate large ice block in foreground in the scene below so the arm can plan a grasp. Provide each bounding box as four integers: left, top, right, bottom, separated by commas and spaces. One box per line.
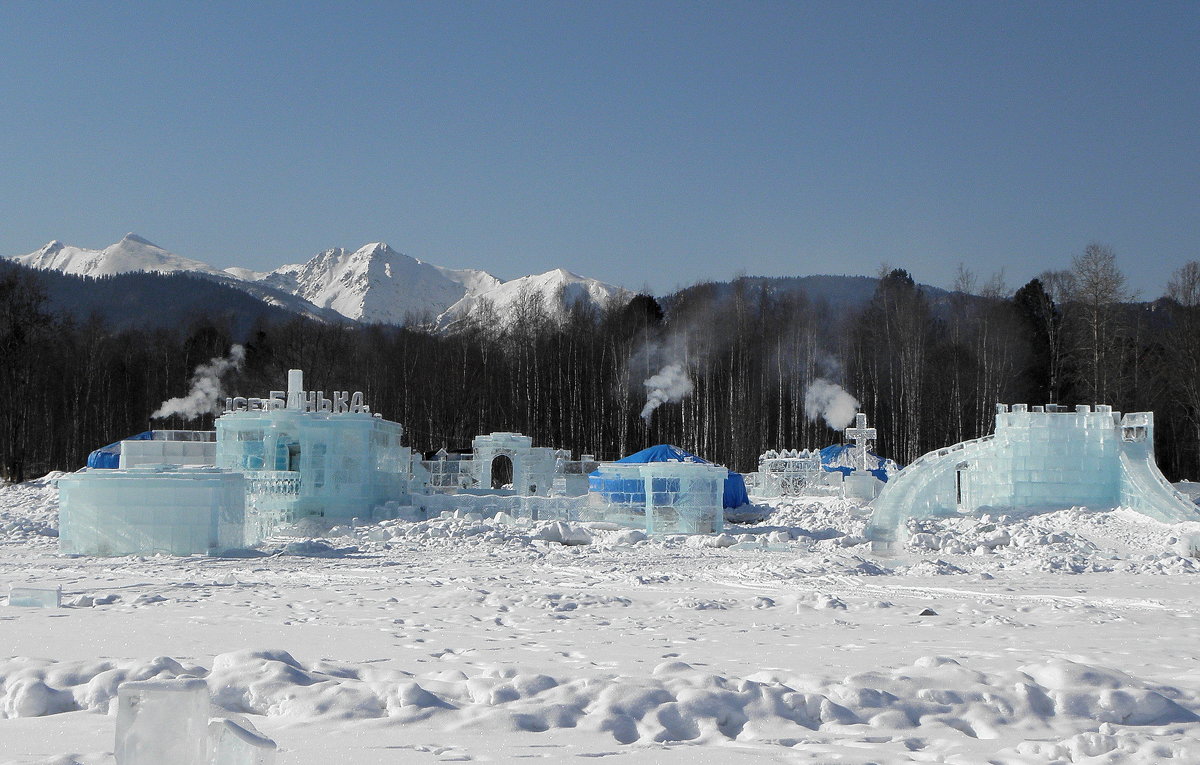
58, 466, 246, 556
209, 718, 277, 765
8, 584, 61, 608
868, 404, 1200, 545
116, 678, 209, 765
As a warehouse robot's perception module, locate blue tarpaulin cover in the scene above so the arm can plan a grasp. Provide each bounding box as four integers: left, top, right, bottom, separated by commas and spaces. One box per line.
590, 444, 751, 509
85, 431, 153, 469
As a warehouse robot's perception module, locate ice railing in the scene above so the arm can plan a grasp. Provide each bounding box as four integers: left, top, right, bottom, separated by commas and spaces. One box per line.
243, 471, 301, 497
749, 449, 831, 498
890, 434, 995, 478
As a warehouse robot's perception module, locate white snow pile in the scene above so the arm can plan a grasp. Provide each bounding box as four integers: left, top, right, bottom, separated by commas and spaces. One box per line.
898, 508, 1200, 576
1, 650, 1197, 760
0, 472, 61, 543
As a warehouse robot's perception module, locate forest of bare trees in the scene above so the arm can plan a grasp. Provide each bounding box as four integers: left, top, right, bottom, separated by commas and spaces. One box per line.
2, 246, 1200, 485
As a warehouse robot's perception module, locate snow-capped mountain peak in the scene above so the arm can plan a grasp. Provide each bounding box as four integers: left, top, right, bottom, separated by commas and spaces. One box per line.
10, 234, 227, 279
258, 242, 504, 325
8, 235, 629, 329
438, 267, 631, 327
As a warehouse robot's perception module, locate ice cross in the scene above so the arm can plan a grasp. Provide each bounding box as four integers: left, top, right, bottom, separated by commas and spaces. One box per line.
845, 413, 876, 472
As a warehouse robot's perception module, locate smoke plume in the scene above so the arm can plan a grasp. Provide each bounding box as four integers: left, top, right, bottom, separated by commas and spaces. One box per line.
804, 378, 859, 430
640, 363, 694, 424
152, 345, 246, 420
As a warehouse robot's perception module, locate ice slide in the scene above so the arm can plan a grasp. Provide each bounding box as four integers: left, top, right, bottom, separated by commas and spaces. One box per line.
1118, 442, 1200, 524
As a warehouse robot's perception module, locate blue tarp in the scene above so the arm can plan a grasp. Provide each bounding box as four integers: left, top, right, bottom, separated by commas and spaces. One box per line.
85, 431, 153, 469
590, 444, 751, 509
819, 444, 891, 482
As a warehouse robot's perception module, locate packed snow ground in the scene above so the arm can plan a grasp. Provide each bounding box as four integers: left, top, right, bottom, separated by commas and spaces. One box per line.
2, 476, 1200, 763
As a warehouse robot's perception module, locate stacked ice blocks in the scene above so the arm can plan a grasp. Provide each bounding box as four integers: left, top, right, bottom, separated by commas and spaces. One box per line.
590, 461, 726, 534
58, 466, 246, 556
119, 435, 216, 469
867, 404, 1200, 544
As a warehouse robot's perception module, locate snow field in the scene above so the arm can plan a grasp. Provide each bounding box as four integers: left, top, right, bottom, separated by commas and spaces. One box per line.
1, 478, 1199, 762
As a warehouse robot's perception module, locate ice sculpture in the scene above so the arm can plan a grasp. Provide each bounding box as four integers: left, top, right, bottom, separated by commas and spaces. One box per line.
8, 584, 61, 608
748, 449, 831, 498
867, 404, 1200, 547
58, 466, 246, 556
589, 461, 726, 534
115, 678, 210, 765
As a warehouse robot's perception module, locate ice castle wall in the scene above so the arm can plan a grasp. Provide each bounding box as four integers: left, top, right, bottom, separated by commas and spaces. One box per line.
867, 405, 1200, 545
59, 467, 246, 556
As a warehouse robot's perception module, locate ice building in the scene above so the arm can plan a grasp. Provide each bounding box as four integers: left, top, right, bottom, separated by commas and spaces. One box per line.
867, 404, 1200, 548
595, 444, 750, 510
589, 459, 727, 534
59, 370, 416, 555
419, 434, 589, 498
216, 370, 413, 535
470, 432, 561, 495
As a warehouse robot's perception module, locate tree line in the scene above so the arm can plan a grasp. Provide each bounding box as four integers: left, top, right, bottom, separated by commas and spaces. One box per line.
2, 244, 1199, 484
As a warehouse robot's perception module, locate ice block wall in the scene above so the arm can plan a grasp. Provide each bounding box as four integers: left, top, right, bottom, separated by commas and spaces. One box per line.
59, 467, 246, 556
867, 404, 1200, 544
589, 461, 725, 534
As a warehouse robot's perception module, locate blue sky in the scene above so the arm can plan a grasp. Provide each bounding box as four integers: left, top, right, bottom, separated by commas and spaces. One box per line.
1, 1, 1196, 297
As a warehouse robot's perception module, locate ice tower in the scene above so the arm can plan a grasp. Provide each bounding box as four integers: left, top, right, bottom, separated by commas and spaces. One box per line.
867, 404, 1200, 548
216, 370, 413, 535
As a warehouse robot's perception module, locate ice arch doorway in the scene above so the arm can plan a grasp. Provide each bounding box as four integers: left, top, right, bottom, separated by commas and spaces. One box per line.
470, 432, 560, 497
490, 454, 513, 489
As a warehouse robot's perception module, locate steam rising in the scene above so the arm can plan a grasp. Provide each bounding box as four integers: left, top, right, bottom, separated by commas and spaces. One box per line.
804, 378, 859, 430
640, 364, 694, 424
152, 345, 246, 420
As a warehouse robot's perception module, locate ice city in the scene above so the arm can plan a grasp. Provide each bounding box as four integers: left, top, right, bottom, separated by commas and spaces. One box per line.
56, 369, 1200, 558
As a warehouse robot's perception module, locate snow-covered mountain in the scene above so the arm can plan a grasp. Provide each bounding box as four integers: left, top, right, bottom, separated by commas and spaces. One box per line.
9, 235, 344, 324
7, 236, 629, 329
12, 233, 229, 279
439, 268, 632, 327
258, 243, 503, 325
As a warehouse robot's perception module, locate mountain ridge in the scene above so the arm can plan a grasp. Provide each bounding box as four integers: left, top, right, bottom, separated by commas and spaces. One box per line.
7, 235, 626, 329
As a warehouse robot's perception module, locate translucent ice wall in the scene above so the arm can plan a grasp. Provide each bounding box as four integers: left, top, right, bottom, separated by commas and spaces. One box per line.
216, 410, 409, 525
59, 467, 246, 556
867, 404, 1200, 544
590, 461, 725, 534
119, 431, 216, 469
